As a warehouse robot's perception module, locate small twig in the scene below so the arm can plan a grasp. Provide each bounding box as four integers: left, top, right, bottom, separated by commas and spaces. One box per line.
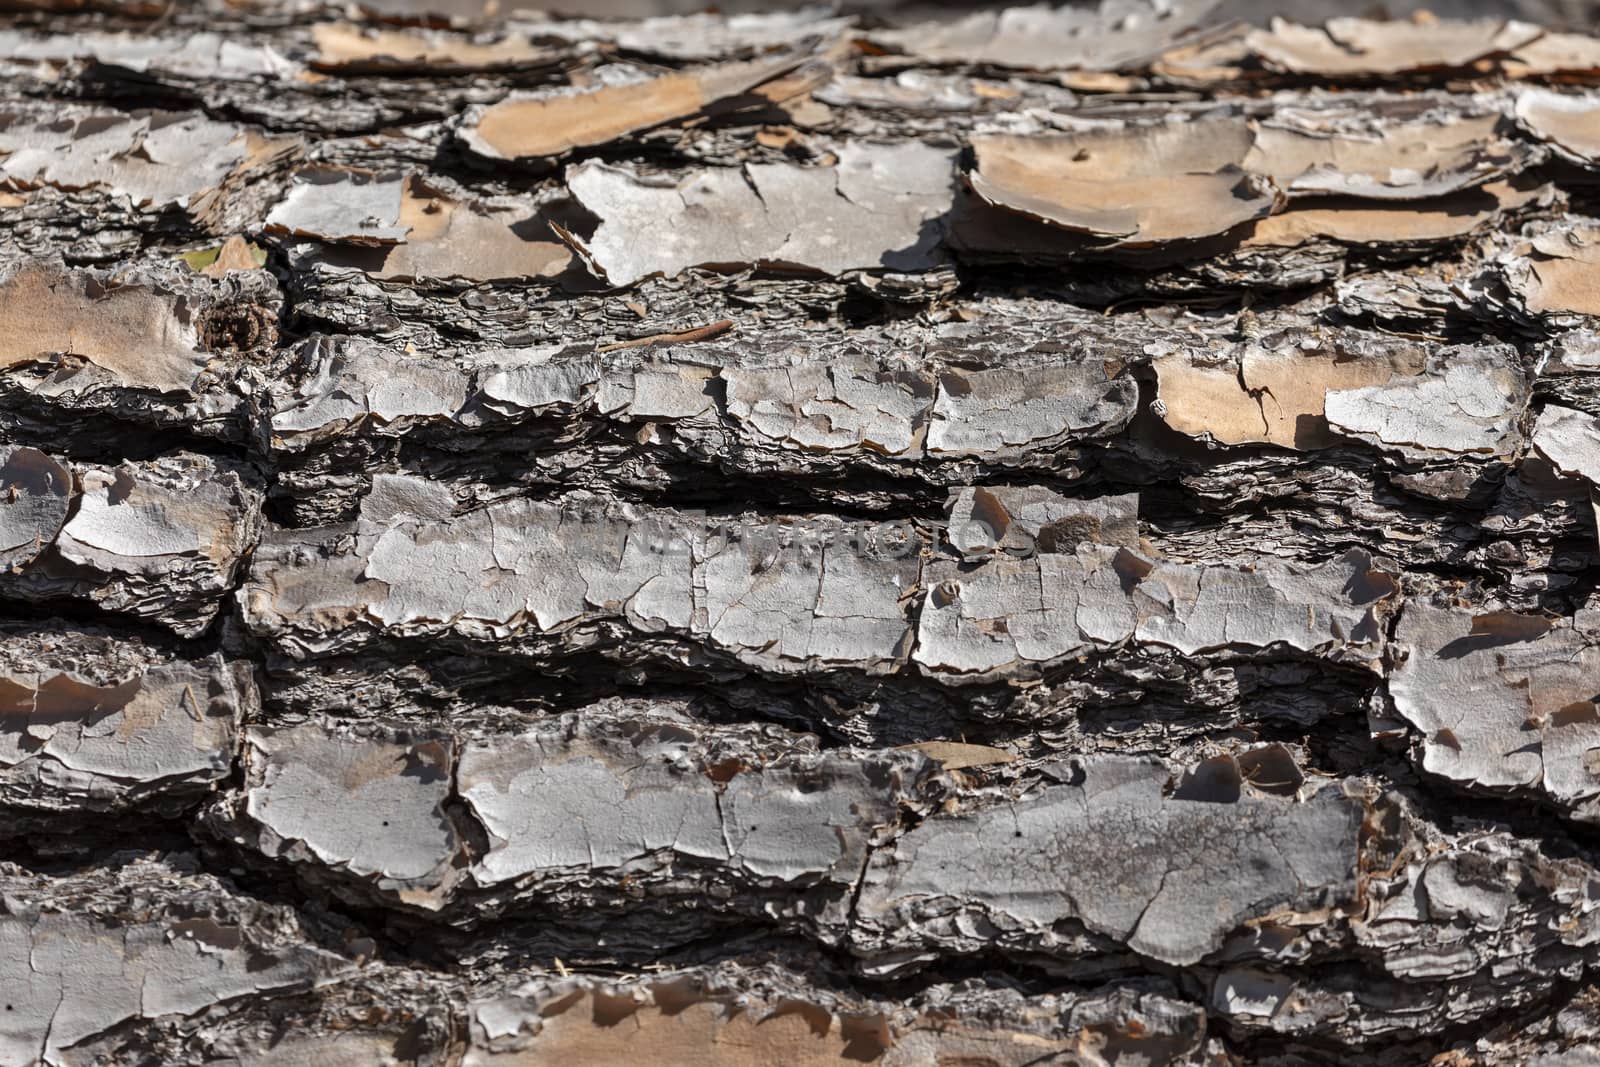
150, 0, 180, 31
598, 319, 734, 353
1370, 321, 1449, 343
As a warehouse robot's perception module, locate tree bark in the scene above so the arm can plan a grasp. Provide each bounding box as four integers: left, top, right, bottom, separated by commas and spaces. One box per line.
5, 4, 1600, 1064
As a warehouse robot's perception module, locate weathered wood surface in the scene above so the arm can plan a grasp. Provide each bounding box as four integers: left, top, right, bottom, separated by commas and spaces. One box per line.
6, 2, 1600, 1063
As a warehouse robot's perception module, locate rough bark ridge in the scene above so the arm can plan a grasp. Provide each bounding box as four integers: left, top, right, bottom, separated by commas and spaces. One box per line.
8, 1, 1600, 1063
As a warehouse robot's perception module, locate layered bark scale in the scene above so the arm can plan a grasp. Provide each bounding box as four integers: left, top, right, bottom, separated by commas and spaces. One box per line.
8, 2, 1600, 1064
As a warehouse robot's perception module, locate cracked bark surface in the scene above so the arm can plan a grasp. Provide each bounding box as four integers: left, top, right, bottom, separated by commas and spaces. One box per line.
10, 1, 1600, 1063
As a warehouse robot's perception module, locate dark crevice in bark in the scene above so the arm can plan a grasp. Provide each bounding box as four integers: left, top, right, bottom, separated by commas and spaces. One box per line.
1214, 975, 1583, 1067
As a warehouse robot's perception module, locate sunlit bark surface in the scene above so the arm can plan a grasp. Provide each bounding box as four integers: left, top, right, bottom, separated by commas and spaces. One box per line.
5, 3, 1600, 1063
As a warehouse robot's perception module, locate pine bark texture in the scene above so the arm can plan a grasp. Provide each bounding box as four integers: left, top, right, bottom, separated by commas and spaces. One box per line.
7, 2, 1600, 1064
